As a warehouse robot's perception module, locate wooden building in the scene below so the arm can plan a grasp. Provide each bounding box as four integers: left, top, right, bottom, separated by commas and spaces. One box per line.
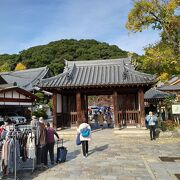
158, 77, 180, 102
0, 85, 37, 117
144, 88, 170, 120
40, 58, 156, 128
0, 67, 49, 119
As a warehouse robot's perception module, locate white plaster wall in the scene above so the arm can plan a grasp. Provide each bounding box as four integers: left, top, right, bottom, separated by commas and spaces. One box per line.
13, 91, 19, 98
19, 93, 26, 99
5, 92, 12, 98
0, 102, 32, 106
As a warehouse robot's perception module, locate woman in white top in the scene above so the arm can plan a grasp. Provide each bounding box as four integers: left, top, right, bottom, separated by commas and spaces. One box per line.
77, 118, 91, 158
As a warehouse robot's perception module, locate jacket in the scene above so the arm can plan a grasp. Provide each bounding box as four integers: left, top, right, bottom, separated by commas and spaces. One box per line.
77, 123, 91, 141
46, 127, 59, 144
146, 115, 157, 126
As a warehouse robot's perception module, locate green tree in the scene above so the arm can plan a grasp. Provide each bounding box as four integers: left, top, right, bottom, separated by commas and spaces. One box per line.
35, 92, 47, 104
126, 0, 180, 53
0, 62, 11, 72
136, 42, 179, 81
0, 39, 128, 75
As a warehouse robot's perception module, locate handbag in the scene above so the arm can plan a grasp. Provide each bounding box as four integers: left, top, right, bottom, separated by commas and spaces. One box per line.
76, 133, 81, 145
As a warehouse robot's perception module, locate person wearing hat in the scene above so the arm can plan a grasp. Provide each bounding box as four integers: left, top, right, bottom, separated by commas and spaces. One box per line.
31, 115, 39, 131
36, 117, 48, 168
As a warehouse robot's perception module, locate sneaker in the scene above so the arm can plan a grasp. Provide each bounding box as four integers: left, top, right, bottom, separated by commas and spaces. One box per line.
51, 161, 54, 165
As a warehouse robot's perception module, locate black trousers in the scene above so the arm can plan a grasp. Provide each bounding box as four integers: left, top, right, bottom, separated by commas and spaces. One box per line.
149, 125, 156, 140
36, 145, 47, 165
81, 141, 88, 156
46, 142, 55, 163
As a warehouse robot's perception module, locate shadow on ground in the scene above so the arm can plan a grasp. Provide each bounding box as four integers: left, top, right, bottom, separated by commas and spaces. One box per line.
88, 144, 109, 156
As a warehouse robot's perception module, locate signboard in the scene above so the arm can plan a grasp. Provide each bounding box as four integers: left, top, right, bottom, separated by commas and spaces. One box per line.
172, 104, 180, 114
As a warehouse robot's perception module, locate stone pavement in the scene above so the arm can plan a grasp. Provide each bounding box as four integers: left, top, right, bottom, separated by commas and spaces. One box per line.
8, 129, 180, 179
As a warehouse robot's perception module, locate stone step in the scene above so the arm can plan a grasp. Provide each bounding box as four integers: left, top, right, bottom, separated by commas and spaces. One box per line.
125, 125, 138, 128
57, 128, 150, 138
114, 128, 149, 136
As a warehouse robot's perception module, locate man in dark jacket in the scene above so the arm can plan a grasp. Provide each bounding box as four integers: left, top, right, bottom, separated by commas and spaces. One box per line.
36, 117, 47, 168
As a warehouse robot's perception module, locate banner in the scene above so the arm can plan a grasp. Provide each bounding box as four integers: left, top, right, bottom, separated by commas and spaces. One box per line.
172, 105, 180, 114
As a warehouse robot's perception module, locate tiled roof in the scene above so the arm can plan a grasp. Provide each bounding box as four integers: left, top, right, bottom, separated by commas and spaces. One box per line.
158, 85, 180, 91
168, 76, 179, 85
145, 88, 169, 100
40, 58, 156, 89
0, 66, 49, 91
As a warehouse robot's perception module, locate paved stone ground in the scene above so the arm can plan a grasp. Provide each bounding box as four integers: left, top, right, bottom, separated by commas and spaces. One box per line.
4, 129, 180, 180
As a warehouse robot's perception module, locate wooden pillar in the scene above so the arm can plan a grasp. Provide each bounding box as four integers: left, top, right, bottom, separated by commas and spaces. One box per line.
83, 94, 88, 122
113, 91, 118, 129
76, 91, 82, 126
159, 101, 162, 121
138, 88, 145, 127
52, 92, 57, 129
81, 94, 85, 121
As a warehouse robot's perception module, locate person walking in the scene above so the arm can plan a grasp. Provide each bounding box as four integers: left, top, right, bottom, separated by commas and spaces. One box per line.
77, 118, 91, 158
36, 117, 47, 168
146, 111, 157, 140
98, 111, 104, 128
46, 122, 60, 165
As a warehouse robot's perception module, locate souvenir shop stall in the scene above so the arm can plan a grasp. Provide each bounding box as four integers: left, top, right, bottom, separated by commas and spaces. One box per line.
0, 124, 36, 179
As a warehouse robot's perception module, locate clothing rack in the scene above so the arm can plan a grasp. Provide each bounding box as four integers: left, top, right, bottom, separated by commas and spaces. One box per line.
8, 125, 23, 180
16, 124, 35, 173
3, 124, 35, 180
4, 125, 17, 180
16, 124, 33, 131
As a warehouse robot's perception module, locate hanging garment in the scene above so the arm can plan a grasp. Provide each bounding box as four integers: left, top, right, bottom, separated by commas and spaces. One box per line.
22, 132, 28, 161
27, 133, 36, 159
7, 138, 15, 174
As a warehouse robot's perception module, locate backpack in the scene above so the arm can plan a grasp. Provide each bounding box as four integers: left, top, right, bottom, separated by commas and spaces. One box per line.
80, 127, 90, 137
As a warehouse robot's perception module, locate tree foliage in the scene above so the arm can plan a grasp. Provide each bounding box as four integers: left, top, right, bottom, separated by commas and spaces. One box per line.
15, 63, 26, 71
126, 0, 180, 53
0, 39, 128, 75
134, 42, 179, 81
0, 62, 11, 72
34, 92, 48, 104
127, 0, 180, 81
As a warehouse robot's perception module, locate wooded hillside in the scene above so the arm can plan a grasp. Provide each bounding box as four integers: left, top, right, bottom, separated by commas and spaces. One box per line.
0, 39, 128, 75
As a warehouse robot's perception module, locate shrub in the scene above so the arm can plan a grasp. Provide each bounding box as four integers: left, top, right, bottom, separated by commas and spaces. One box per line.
32, 108, 48, 119
160, 120, 178, 131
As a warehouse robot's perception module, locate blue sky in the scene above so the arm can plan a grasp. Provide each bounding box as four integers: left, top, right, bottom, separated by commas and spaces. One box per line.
0, 0, 161, 55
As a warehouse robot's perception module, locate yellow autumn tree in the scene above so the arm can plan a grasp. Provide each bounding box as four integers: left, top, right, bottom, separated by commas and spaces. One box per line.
15, 63, 27, 71
126, 0, 180, 54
